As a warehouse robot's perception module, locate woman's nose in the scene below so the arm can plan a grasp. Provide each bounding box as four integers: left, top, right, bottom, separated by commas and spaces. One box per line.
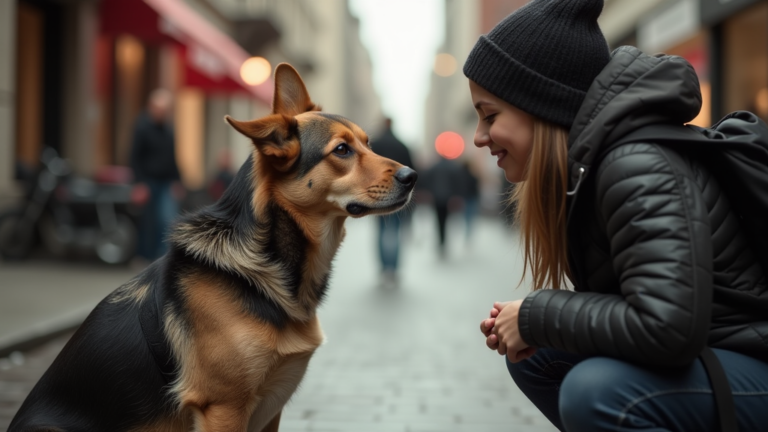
474, 129, 489, 148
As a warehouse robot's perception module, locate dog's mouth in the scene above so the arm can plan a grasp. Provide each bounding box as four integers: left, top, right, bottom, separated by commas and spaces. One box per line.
346, 197, 409, 217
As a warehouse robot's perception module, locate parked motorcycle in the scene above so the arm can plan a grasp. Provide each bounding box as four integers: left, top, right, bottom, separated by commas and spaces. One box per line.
0, 148, 146, 264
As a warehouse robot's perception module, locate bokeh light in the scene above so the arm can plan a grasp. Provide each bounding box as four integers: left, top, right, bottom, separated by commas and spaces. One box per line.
434, 53, 457, 77
756, 87, 768, 120
435, 131, 464, 159
240, 57, 271, 86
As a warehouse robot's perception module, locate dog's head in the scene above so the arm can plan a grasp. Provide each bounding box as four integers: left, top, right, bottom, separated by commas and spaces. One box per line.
225, 63, 416, 219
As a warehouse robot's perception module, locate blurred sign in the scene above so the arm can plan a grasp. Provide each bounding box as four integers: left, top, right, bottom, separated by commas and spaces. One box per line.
701, 0, 762, 25
189, 44, 227, 80
638, 0, 699, 54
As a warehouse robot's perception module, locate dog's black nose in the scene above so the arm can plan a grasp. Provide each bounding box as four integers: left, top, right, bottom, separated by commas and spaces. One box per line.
394, 167, 418, 187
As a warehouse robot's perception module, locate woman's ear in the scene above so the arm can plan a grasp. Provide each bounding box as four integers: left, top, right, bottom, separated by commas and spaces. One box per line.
224, 114, 300, 172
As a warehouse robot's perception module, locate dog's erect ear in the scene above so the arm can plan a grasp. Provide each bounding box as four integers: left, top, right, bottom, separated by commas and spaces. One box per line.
225, 114, 300, 173
272, 63, 320, 116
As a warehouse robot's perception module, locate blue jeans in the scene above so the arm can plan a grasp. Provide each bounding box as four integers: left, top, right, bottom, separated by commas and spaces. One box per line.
378, 213, 402, 272
138, 180, 178, 261
506, 348, 768, 431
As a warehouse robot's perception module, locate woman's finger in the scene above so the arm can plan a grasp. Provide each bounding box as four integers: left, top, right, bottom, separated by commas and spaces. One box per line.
480, 318, 496, 336
486, 334, 498, 350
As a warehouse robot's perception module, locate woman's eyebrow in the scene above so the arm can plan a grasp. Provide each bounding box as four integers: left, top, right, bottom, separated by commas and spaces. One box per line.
474, 101, 492, 110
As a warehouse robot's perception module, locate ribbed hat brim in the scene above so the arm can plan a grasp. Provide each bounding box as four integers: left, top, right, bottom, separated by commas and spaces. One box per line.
463, 35, 588, 129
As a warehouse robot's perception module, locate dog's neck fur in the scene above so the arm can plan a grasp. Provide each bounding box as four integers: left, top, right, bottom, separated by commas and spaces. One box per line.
171, 156, 345, 322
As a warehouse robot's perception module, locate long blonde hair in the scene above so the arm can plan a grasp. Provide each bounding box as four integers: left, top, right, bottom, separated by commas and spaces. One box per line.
509, 119, 571, 290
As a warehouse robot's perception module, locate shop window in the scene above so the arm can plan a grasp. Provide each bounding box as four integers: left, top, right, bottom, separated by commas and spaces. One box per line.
665, 31, 711, 127
723, 2, 768, 122
15, 3, 44, 169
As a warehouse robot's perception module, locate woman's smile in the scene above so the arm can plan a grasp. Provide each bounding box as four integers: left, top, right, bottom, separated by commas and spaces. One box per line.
491, 149, 508, 166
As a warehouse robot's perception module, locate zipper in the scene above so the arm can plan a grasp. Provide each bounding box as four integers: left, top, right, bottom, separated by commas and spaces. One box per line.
565, 165, 587, 289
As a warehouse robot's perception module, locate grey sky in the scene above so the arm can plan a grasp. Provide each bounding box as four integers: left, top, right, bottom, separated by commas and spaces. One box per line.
349, 0, 445, 148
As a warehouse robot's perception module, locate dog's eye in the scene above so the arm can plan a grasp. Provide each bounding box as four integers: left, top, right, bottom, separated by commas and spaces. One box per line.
332, 143, 351, 156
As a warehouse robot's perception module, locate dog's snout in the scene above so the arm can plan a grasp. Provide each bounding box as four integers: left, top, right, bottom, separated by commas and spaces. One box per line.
394, 167, 418, 187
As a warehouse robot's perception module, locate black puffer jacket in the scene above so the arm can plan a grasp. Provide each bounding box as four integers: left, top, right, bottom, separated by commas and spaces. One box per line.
518, 46, 768, 366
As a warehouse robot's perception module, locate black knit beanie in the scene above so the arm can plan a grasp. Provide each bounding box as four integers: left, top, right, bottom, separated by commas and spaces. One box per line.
463, 0, 610, 129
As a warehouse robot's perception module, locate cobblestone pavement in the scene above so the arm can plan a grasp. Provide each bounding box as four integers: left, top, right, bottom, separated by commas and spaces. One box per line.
0, 208, 557, 432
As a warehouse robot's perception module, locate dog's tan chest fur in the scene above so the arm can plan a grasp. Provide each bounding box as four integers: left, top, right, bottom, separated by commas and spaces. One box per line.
166, 276, 324, 431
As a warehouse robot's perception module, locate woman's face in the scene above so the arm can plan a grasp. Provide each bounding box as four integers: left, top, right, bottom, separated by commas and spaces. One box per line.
469, 80, 534, 183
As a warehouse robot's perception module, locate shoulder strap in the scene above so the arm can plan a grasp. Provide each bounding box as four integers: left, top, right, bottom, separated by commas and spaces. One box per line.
701, 347, 739, 432
607, 123, 710, 155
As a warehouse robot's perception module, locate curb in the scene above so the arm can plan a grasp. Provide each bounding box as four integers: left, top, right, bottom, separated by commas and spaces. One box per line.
0, 307, 90, 358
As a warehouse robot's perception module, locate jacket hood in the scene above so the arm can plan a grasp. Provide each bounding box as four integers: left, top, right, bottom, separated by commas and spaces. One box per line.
566, 46, 702, 192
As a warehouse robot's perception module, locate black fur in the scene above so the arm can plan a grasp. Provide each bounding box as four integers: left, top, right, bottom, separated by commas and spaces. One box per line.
9, 268, 176, 431
9, 153, 325, 430
295, 113, 356, 177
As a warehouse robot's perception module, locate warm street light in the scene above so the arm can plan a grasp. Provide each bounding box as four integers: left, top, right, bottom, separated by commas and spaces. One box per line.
435, 131, 464, 159
434, 53, 457, 77
240, 57, 271, 86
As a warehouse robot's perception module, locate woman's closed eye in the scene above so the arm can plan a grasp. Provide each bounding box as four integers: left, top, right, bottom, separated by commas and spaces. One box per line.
483, 113, 497, 124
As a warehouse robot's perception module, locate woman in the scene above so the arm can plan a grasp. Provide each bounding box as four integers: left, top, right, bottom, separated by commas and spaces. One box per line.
463, 0, 768, 430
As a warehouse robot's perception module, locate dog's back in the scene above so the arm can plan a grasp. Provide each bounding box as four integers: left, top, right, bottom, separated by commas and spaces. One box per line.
9, 262, 180, 431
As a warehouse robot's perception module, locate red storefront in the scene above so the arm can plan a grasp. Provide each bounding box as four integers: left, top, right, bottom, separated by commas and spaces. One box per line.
95, 0, 272, 187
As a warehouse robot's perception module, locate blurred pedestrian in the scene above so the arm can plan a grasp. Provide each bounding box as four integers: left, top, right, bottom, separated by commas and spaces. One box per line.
465, 0, 768, 430
422, 155, 463, 259
371, 117, 414, 286
207, 148, 236, 202
459, 159, 480, 246
130, 89, 182, 263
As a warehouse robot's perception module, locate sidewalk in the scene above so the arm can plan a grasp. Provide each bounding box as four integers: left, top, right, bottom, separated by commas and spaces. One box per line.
0, 260, 136, 357
0, 207, 556, 431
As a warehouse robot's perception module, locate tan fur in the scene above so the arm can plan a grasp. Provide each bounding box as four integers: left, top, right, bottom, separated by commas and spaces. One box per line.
109, 278, 150, 305
157, 64, 411, 432
127, 415, 193, 432
162, 274, 323, 432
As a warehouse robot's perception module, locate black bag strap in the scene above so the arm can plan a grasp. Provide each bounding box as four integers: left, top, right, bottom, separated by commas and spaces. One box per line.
700, 347, 739, 432
609, 123, 709, 152
603, 127, 742, 431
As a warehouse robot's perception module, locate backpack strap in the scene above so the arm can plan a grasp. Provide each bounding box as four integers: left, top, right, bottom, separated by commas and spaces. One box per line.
701, 347, 740, 432
603, 123, 710, 158
604, 127, 742, 431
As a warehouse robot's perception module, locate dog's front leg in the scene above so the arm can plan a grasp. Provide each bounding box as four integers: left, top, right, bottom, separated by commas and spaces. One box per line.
259, 410, 281, 432
195, 404, 251, 432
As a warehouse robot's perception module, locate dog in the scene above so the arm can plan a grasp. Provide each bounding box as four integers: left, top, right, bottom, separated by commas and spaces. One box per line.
9, 63, 417, 432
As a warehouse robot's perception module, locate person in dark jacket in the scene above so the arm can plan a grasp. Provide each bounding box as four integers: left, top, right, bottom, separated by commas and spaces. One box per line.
372, 117, 414, 285
464, 0, 768, 430
130, 89, 182, 262
422, 155, 463, 259
458, 159, 480, 244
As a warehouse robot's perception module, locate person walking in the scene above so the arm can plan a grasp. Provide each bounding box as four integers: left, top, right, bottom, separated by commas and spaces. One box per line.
372, 117, 414, 286
459, 159, 480, 246
464, 0, 768, 430
130, 89, 182, 263
422, 155, 463, 260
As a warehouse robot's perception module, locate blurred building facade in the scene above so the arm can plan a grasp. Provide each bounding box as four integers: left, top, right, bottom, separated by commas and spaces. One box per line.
601, 0, 768, 127
0, 0, 381, 209
422, 0, 768, 213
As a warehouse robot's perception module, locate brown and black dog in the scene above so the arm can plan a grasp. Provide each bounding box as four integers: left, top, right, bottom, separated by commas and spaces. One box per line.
9, 63, 417, 432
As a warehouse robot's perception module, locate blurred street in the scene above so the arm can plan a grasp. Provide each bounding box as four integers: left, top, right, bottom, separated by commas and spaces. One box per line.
0, 208, 556, 432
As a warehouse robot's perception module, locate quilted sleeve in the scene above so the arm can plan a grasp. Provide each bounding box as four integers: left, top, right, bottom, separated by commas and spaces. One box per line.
518, 144, 713, 367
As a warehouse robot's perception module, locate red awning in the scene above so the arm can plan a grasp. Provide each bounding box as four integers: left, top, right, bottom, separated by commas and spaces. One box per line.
100, 0, 272, 103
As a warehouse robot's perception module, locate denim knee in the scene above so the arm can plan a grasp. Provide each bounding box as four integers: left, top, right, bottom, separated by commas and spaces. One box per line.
559, 357, 628, 431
